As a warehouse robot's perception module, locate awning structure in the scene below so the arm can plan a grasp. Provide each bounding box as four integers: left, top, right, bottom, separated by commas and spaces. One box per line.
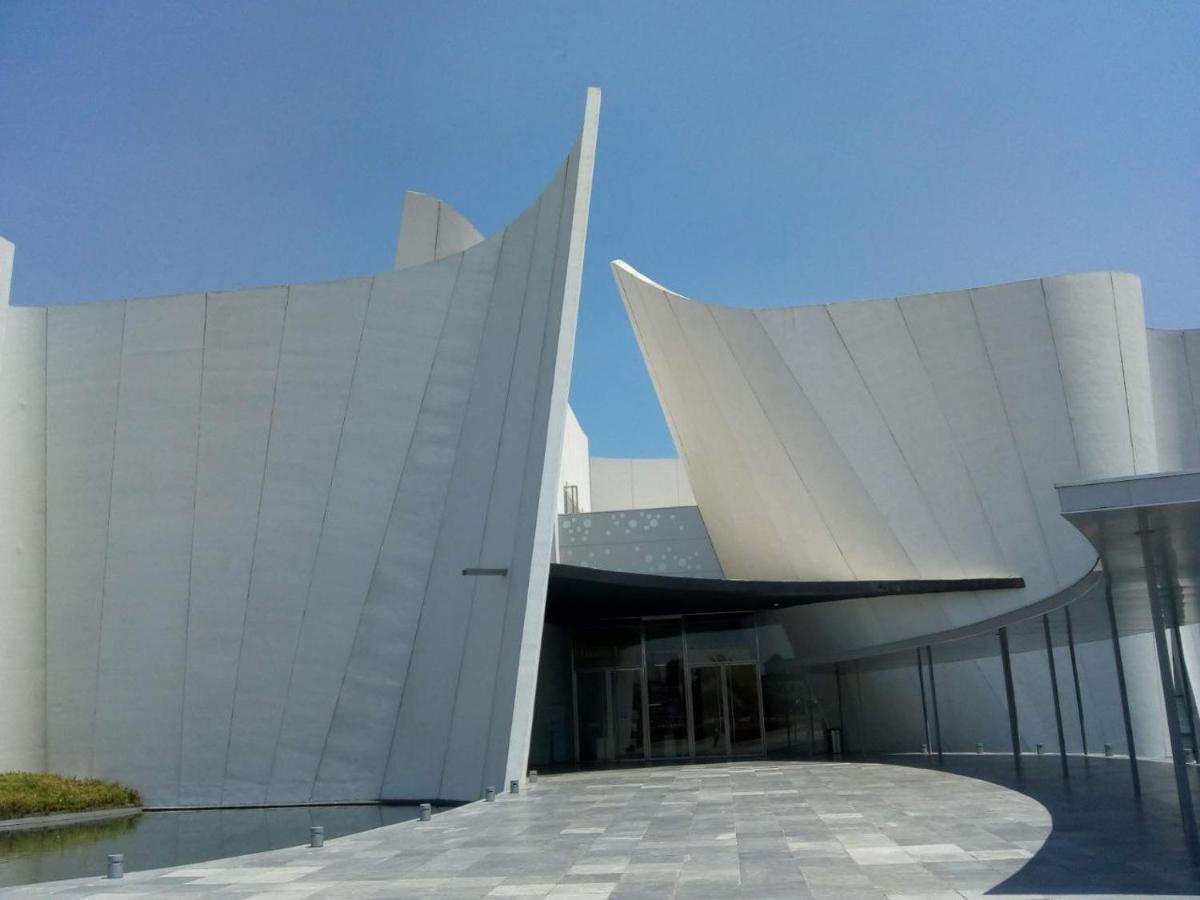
1058, 468, 1200, 865
544, 562, 1024, 625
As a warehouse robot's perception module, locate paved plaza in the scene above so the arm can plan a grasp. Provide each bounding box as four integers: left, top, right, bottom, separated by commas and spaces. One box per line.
6, 757, 1200, 899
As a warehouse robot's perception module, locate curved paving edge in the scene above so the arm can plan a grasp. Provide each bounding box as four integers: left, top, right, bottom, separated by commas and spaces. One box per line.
4, 760, 1053, 899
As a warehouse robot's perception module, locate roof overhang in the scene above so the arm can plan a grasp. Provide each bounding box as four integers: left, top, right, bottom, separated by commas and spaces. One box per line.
545, 563, 1025, 625
1058, 468, 1200, 632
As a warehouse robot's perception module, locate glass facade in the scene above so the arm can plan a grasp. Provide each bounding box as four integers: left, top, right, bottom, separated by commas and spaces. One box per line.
571, 616, 772, 763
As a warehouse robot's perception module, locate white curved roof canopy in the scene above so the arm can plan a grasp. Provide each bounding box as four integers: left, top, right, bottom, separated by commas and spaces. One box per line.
613, 261, 1159, 657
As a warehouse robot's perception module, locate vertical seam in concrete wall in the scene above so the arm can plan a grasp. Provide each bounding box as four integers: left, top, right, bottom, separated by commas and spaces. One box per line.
1109, 273, 1138, 472
176, 293, 209, 797
264, 277, 374, 793
895, 300, 1009, 572
966, 289, 1065, 586
823, 303, 967, 576
313, 253, 466, 796
219, 286, 291, 793
87, 301, 127, 775
1040, 279, 1084, 474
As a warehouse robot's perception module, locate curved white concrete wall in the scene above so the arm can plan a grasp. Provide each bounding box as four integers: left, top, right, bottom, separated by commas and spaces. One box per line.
0, 238, 48, 773
1, 90, 599, 804
615, 263, 1156, 659
1148, 328, 1200, 470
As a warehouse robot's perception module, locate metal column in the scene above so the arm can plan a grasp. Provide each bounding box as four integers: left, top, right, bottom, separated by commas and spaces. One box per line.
1136, 514, 1200, 865
835, 662, 846, 754
1063, 605, 1089, 757
926, 645, 943, 765
999, 626, 1022, 773
1105, 572, 1141, 796
806, 677, 816, 758
917, 648, 931, 754
1042, 614, 1070, 779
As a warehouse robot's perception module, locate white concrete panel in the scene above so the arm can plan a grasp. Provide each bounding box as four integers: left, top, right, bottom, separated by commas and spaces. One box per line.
267, 260, 460, 803
758, 304, 953, 578
223, 278, 371, 804
179, 286, 287, 805
93, 294, 205, 801
45, 302, 125, 777
0, 303, 47, 772
315, 234, 506, 801
1148, 330, 1199, 470
1111, 273, 1157, 474
829, 298, 1003, 579
491, 89, 600, 794
970, 279, 1097, 590
435, 167, 570, 800
394, 192, 483, 270
1043, 272, 1139, 480
900, 291, 1055, 600
589, 457, 633, 510
712, 304, 914, 580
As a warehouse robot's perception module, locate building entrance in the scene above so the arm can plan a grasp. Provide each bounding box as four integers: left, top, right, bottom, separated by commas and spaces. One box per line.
691, 663, 763, 757
571, 617, 765, 764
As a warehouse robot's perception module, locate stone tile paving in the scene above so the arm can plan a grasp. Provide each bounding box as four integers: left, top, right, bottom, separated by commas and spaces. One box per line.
4, 759, 1199, 899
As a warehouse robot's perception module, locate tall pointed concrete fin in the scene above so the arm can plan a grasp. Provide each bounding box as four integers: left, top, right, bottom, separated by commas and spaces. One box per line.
393, 192, 484, 270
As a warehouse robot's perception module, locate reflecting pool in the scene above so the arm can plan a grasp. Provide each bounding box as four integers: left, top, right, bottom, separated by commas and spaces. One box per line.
0, 804, 425, 887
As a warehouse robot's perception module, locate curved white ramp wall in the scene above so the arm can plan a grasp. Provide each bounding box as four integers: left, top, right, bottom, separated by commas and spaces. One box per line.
1, 90, 599, 805
614, 263, 1156, 657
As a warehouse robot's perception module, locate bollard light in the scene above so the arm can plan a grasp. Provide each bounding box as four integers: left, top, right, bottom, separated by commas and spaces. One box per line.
420, 803, 432, 822
975, 742, 984, 754
106, 853, 124, 879
485, 786, 496, 802
528, 770, 538, 784
310, 826, 324, 848
509, 779, 520, 795
921, 743, 928, 755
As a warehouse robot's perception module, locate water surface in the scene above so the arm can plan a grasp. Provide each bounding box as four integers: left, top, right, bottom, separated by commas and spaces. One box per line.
0, 804, 422, 887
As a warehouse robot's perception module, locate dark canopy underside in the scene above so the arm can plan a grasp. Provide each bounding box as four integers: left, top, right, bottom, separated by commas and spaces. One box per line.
545, 563, 1025, 625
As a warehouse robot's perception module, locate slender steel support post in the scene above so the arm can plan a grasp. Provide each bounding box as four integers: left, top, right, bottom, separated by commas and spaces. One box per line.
917, 648, 931, 755
1063, 605, 1089, 756
806, 677, 816, 758
835, 663, 847, 754
999, 627, 1022, 773
854, 663, 867, 756
1105, 573, 1141, 796
926, 646, 943, 764
1170, 615, 1200, 760
1042, 614, 1070, 779
1137, 516, 1200, 865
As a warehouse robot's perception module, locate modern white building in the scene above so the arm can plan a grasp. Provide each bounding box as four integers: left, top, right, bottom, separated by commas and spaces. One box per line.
1, 91, 1197, 856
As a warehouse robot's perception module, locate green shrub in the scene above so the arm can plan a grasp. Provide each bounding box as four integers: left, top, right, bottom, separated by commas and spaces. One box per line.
0, 772, 141, 819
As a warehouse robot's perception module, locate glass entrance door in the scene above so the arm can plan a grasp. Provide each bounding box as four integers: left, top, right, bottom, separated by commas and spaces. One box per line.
575, 667, 645, 763
689, 663, 764, 757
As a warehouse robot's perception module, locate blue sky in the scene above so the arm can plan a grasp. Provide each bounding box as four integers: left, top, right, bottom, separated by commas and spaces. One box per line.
1, 1, 1196, 457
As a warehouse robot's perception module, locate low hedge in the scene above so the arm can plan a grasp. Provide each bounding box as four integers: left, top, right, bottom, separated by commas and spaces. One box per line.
0, 772, 141, 820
